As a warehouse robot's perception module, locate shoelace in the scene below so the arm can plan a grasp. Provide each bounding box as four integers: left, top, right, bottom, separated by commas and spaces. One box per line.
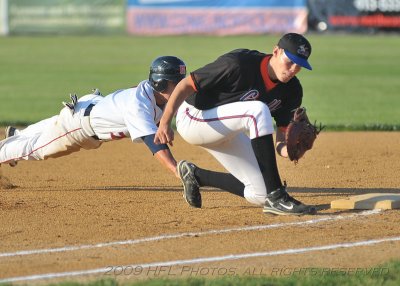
281, 191, 301, 205
183, 165, 199, 187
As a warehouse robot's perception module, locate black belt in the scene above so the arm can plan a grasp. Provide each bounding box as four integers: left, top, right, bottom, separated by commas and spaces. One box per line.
84, 103, 96, 117
84, 103, 100, 140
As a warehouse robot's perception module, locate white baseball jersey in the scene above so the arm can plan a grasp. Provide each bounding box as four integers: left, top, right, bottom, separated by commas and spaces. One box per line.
90, 80, 163, 142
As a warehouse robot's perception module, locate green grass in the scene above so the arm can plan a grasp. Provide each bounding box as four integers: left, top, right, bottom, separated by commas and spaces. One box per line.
0, 34, 399, 129
35, 260, 400, 286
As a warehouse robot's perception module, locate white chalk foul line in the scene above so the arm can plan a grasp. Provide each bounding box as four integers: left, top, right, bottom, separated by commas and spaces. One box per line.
1, 235, 400, 283
0, 210, 380, 258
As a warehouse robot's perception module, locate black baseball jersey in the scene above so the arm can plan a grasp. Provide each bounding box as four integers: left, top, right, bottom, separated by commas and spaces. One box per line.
186, 49, 303, 127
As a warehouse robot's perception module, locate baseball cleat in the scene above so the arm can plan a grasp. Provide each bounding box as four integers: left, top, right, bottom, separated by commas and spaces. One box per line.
5, 126, 17, 138
263, 187, 316, 216
177, 160, 201, 208
4, 126, 19, 167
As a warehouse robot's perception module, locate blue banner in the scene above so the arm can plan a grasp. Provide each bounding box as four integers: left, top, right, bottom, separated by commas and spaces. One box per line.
127, 0, 308, 35
128, 0, 306, 8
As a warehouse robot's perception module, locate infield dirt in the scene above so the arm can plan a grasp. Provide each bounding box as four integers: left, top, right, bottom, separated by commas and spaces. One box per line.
1, 131, 400, 284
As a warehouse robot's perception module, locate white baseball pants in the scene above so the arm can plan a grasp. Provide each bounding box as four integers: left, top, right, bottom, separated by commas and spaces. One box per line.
176, 100, 275, 206
0, 94, 102, 164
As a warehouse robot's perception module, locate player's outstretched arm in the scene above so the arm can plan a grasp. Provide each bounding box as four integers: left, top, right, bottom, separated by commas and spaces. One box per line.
141, 133, 179, 178
154, 149, 178, 178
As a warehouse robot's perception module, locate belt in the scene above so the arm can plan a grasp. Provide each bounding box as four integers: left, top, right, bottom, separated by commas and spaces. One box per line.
84, 103, 100, 140
84, 103, 96, 117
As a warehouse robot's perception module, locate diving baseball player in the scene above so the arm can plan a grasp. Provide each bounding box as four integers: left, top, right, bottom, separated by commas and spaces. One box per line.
0, 56, 186, 177
155, 33, 317, 215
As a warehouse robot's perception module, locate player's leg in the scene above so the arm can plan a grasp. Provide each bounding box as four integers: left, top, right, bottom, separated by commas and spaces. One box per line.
30, 99, 101, 159
0, 112, 79, 162
180, 134, 315, 214
0, 102, 100, 164
0, 115, 63, 163
176, 100, 274, 145
203, 133, 269, 206
176, 101, 315, 214
183, 134, 290, 202
176, 101, 274, 205
193, 165, 244, 197
17, 115, 59, 137
205, 134, 315, 214
177, 158, 244, 208
177, 133, 277, 205
2, 116, 60, 166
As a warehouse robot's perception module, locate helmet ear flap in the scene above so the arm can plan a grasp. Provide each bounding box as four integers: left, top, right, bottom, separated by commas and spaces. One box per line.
151, 79, 168, 93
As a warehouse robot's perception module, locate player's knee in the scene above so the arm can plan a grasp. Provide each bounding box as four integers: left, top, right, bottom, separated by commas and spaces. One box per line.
244, 194, 266, 206
243, 186, 267, 206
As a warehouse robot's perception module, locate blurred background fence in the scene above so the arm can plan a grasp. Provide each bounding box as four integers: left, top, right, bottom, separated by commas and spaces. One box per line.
1, 0, 399, 36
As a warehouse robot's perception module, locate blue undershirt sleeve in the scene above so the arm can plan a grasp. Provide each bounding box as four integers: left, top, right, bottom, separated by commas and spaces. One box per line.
141, 133, 169, 155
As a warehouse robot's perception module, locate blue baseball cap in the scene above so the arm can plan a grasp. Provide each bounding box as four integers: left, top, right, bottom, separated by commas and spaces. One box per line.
278, 33, 312, 70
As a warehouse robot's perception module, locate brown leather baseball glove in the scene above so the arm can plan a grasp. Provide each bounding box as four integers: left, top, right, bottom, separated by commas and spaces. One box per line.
285, 107, 323, 163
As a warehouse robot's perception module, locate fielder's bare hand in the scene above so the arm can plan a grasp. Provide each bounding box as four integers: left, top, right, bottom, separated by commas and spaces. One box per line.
155, 121, 175, 146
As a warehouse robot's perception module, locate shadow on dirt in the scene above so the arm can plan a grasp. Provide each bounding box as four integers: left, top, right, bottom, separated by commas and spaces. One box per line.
289, 187, 400, 195
83, 186, 400, 195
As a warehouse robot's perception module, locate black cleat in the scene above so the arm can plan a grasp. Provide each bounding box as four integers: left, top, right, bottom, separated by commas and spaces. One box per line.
177, 160, 201, 208
5, 126, 17, 138
263, 186, 316, 216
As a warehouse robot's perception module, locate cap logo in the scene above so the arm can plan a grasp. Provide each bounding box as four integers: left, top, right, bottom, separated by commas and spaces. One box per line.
179, 65, 186, 75
297, 44, 310, 57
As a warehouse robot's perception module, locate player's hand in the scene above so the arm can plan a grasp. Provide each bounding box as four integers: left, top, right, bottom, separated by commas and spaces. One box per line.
154, 122, 175, 146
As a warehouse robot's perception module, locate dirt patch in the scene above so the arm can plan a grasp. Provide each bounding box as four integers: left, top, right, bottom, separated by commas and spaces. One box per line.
0, 169, 16, 190
1, 132, 399, 283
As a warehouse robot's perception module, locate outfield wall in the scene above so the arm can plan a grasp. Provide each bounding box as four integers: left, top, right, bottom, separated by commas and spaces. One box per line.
5, 0, 125, 35
0, 0, 8, 35
1, 0, 308, 35
1, 0, 399, 35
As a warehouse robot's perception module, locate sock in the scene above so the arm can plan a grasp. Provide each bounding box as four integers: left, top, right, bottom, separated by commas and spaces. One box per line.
194, 167, 244, 198
251, 134, 282, 193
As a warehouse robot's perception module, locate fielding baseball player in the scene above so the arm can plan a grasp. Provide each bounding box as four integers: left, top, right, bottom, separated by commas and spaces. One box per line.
155, 33, 317, 216
0, 56, 187, 177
